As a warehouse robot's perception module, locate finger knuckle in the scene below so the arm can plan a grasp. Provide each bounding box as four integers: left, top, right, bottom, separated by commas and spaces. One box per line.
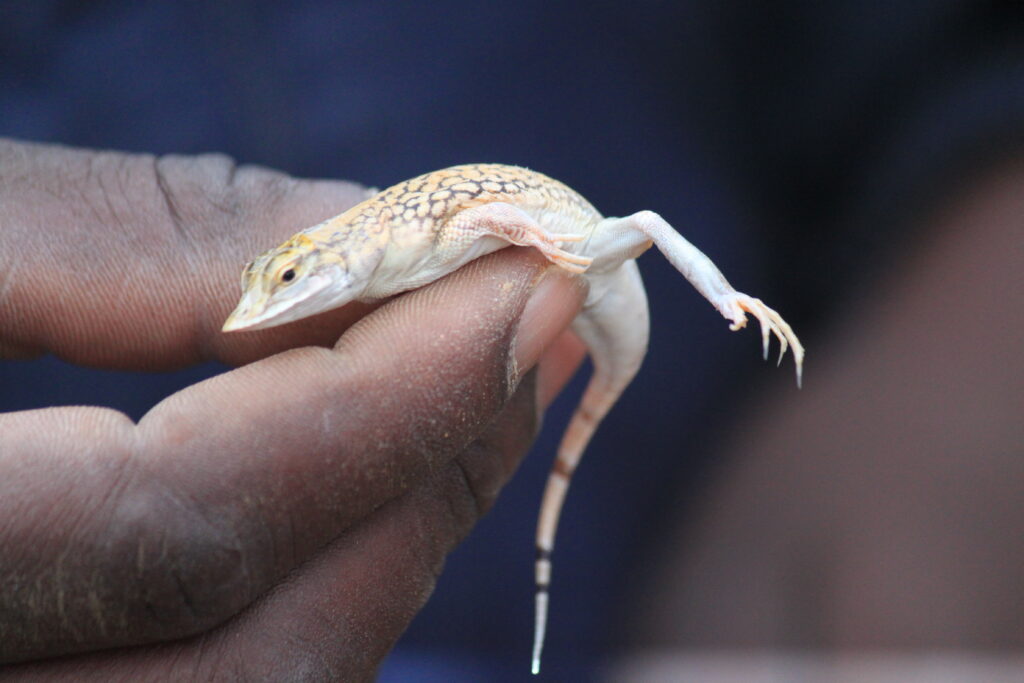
101, 474, 256, 635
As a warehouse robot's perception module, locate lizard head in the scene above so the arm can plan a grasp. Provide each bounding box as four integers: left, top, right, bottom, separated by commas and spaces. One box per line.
222, 233, 354, 331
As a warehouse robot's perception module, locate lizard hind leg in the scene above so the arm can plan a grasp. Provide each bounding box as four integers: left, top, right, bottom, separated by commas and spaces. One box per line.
439, 202, 594, 275
532, 261, 650, 674
607, 210, 805, 385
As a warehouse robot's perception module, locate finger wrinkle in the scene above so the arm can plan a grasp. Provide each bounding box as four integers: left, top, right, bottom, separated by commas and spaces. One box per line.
104, 468, 257, 627
152, 155, 188, 245
435, 459, 483, 544
85, 153, 136, 236
148, 154, 210, 358
175, 154, 250, 218
69, 167, 108, 230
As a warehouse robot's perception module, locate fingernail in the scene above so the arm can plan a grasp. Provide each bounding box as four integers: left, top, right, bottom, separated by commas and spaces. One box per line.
512, 267, 587, 378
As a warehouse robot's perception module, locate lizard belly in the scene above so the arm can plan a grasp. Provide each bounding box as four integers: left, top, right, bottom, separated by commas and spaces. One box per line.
361, 234, 509, 299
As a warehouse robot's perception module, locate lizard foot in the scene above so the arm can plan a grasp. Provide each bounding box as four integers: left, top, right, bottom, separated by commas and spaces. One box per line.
543, 249, 593, 274
513, 228, 593, 274
718, 292, 804, 386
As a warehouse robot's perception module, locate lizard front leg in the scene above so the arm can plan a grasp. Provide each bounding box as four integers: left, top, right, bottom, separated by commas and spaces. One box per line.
436, 202, 594, 274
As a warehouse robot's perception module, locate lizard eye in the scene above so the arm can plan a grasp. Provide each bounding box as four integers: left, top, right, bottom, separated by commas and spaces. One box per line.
280, 268, 296, 283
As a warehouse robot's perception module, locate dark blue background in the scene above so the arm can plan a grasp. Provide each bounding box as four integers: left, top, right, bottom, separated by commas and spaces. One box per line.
2, 2, 1021, 680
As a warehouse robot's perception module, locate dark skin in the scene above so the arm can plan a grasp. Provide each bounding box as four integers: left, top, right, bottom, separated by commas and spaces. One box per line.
0, 139, 588, 680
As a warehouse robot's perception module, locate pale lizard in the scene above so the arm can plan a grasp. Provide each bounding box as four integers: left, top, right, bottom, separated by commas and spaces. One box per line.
222, 163, 804, 674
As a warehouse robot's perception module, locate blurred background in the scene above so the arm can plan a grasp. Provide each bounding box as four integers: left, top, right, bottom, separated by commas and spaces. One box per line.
2, 2, 1022, 680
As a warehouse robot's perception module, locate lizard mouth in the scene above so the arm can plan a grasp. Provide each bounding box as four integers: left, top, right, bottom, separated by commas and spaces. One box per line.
222, 274, 333, 332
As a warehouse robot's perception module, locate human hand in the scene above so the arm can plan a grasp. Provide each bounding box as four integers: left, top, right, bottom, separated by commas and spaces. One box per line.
0, 140, 587, 680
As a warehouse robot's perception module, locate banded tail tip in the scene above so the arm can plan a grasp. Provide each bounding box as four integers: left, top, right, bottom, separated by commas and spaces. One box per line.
532, 588, 548, 675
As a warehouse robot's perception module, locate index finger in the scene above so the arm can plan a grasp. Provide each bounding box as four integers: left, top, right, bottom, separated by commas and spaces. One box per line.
0, 139, 370, 370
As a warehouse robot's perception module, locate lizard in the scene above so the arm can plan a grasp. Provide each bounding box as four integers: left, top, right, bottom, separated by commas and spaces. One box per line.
221, 163, 804, 674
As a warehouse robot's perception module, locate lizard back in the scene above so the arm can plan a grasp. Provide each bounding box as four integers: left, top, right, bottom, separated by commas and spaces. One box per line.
305, 164, 604, 251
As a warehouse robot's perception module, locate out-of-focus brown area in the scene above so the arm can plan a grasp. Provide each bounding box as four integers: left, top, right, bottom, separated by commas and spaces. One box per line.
625, 156, 1024, 668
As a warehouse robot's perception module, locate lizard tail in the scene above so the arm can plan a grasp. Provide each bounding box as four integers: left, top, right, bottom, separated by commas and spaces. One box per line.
532, 373, 623, 674
531, 261, 650, 674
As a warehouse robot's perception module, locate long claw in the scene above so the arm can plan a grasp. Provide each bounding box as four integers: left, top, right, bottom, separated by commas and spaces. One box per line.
726, 293, 804, 386
550, 232, 586, 243
559, 261, 589, 275
526, 238, 592, 273
552, 250, 592, 273
558, 251, 594, 267
746, 302, 771, 361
